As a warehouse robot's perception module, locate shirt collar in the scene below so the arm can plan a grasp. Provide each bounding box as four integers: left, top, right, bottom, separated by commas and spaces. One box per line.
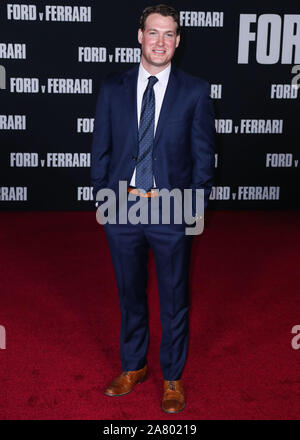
138, 62, 171, 87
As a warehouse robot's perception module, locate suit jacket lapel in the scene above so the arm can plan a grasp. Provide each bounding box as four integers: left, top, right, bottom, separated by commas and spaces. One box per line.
153, 63, 178, 152
123, 65, 139, 156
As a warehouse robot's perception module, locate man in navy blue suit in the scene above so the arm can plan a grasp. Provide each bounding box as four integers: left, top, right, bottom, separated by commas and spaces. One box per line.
91, 4, 215, 413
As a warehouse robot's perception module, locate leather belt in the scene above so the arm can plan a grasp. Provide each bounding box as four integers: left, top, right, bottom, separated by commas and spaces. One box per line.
128, 187, 159, 198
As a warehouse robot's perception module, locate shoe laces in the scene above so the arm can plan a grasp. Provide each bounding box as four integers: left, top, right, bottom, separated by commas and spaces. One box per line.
168, 380, 176, 390
121, 371, 134, 382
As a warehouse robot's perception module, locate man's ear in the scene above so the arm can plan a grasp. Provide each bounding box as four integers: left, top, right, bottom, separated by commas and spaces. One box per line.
137, 29, 143, 44
175, 34, 180, 48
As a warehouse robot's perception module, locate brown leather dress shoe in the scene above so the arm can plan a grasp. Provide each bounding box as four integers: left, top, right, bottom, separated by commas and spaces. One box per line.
104, 365, 148, 396
162, 380, 185, 413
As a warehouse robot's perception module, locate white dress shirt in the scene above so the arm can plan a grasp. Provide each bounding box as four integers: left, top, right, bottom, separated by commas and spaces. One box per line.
129, 62, 171, 188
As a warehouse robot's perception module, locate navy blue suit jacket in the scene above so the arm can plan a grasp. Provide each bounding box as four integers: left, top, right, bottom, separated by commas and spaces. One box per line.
91, 63, 215, 212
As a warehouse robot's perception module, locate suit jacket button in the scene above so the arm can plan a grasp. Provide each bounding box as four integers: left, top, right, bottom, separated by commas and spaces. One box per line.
132, 155, 137, 161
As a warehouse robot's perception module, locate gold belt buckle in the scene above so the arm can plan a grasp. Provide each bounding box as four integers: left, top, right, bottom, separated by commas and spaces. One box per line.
128, 187, 159, 198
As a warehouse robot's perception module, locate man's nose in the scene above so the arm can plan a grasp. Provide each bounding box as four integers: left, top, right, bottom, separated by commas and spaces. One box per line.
157, 35, 164, 45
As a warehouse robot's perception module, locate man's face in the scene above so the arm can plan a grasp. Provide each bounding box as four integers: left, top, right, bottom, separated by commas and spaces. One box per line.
138, 13, 180, 71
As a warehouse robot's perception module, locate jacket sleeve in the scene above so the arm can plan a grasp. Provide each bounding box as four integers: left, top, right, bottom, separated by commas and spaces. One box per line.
90, 79, 112, 203
190, 81, 216, 213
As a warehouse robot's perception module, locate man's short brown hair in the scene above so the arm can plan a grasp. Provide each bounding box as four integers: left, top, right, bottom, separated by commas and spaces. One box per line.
138, 4, 180, 35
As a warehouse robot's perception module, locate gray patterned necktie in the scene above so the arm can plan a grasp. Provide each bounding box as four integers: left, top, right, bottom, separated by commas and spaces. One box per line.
136, 75, 158, 192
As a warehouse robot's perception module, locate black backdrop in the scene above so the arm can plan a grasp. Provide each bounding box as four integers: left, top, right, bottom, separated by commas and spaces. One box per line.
0, 0, 299, 211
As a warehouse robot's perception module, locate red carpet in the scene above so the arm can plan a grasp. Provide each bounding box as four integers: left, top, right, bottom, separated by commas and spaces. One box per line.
0, 210, 299, 420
